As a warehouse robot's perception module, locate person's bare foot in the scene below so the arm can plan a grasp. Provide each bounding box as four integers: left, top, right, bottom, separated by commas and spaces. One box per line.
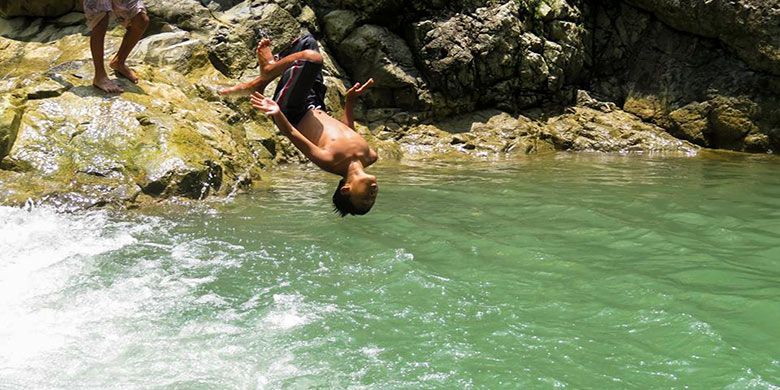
93, 75, 123, 93
109, 56, 139, 84
256, 38, 275, 74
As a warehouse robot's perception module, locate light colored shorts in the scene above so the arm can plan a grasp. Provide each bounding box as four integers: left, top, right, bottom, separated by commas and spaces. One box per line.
83, 0, 146, 30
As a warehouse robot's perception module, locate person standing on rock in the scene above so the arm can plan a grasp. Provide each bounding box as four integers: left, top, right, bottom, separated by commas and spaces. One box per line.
220, 34, 379, 217
83, 0, 149, 93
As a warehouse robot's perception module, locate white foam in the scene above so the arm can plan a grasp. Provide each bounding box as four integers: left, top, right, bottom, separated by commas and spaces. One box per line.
0, 205, 138, 368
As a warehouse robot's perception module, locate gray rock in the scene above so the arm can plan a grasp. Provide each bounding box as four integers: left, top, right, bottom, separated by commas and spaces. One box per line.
130, 31, 207, 73
322, 9, 360, 43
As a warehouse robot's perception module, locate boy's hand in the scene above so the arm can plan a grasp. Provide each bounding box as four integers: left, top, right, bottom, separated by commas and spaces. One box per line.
251, 92, 280, 116
346, 78, 374, 100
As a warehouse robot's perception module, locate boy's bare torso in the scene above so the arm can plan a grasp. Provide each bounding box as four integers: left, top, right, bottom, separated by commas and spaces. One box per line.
298, 109, 377, 175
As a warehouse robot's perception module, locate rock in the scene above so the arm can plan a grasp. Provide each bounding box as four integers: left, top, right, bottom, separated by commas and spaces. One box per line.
130, 31, 208, 73
0, 0, 81, 18
668, 102, 711, 146
144, 0, 214, 32
322, 9, 361, 43
208, 2, 301, 77
25, 78, 70, 100
624, 0, 780, 77
709, 98, 758, 150
398, 110, 554, 158
541, 106, 699, 154
590, 1, 780, 153
337, 24, 422, 108
0, 94, 25, 161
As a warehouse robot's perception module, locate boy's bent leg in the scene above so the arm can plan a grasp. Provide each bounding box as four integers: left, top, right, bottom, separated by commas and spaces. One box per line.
88, 12, 123, 93
260, 50, 322, 84
110, 3, 149, 83
260, 34, 322, 81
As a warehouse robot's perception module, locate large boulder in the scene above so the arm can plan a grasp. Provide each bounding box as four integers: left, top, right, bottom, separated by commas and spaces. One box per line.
336, 24, 424, 110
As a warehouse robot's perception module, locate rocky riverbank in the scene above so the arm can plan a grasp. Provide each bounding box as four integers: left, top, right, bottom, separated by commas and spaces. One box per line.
1, 0, 776, 209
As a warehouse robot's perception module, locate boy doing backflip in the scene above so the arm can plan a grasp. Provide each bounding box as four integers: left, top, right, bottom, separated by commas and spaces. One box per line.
220, 34, 379, 216
84, 0, 150, 93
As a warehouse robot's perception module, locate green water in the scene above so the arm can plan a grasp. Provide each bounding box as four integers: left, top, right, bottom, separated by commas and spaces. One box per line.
1, 153, 779, 389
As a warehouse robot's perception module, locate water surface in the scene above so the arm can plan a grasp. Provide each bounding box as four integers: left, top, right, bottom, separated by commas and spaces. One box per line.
1, 153, 779, 388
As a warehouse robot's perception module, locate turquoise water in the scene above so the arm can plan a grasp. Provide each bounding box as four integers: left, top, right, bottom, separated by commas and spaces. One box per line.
1, 153, 779, 388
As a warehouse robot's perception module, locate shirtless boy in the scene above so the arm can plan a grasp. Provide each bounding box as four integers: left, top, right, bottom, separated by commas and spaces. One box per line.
220, 34, 379, 216
84, 0, 150, 93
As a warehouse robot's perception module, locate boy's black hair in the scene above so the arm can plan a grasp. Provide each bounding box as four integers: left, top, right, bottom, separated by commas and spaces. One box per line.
332, 179, 371, 217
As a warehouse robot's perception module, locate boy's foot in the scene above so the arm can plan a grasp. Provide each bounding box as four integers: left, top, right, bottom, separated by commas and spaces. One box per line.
109, 56, 139, 84
256, 38, 275, 74
93, 76, 123, 93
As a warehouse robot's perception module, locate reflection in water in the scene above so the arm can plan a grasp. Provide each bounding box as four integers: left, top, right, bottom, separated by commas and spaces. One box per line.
1, 153, 779, 388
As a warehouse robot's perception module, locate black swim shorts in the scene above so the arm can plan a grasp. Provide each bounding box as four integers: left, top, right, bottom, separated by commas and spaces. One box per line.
272, 34, 327, 126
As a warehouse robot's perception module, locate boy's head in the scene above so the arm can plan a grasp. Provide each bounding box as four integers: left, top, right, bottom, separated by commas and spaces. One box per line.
332, 174, 378, 217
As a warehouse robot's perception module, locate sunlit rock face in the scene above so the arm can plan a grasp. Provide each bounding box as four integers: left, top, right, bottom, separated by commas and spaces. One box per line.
1, 0, 777, 208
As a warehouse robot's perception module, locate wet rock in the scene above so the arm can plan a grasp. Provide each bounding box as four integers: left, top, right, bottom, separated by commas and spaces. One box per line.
130, 31, 208, 73
541, 106, 699, 154
668, 102, 711, 146
398, 110, 554, 159
0, 94, 25, 161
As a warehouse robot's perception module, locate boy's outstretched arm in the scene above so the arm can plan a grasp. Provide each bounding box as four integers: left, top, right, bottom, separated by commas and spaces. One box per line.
341, 78, 374, 129
251, 92, 334, 168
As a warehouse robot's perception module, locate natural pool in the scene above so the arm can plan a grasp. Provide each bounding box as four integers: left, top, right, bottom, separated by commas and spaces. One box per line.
1, 153, 778, 388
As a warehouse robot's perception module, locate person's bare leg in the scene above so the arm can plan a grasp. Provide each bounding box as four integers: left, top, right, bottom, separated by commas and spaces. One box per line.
219, 43, 322, 96
90, 14, 123, 93
259, 49, 322, 81
110, 12, 149, 84
257, 38, 274, 67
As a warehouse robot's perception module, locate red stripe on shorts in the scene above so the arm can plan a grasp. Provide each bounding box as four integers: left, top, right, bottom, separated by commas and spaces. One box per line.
277, 60, 303, 108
